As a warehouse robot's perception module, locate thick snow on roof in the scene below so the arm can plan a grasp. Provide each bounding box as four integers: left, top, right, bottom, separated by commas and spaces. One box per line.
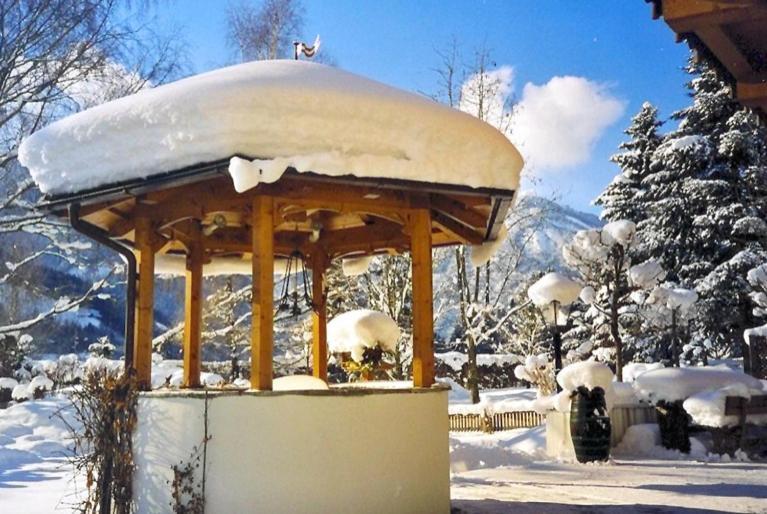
19, 60, 523, 196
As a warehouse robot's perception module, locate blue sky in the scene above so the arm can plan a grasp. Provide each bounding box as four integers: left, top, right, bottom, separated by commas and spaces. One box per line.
151, 0, 692, 213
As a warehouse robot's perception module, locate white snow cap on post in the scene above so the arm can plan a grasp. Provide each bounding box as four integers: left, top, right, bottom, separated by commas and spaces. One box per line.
327, 309, 400, 363
18, 60, 523, 195
528, 272, 582, 325
527, 272, 582, 307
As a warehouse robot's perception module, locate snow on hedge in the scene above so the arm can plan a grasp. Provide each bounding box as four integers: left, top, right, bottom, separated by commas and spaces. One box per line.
19, 60, 523, 195
634, 367, 765, 404
327, 309, 400, 362
0, 377, 18, 390
436, 351, 520, 372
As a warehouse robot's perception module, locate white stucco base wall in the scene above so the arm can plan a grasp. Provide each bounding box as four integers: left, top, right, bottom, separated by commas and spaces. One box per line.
546, 404, 658, 459
133, 386, 450, 514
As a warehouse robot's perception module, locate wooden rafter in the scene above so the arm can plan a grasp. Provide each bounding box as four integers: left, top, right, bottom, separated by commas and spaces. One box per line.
431, 210, 484, 245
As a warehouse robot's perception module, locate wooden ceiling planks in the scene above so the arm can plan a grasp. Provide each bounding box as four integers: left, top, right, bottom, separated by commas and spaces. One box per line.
651, 0, 767, 117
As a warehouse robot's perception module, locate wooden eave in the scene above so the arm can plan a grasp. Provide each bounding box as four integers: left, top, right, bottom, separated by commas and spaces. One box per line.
50, 158, 515, 261
649, 0, 767, 119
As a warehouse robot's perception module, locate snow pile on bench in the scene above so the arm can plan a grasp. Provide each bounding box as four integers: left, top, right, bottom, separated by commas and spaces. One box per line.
683, 383, 767, 428
19, 60, 523, 195
623, 362, 664, 382
327, 309, 400, 362
633, 367, 764, 404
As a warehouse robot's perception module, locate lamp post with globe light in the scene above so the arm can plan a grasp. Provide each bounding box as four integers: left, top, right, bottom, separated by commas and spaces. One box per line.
527, 272, 582, 391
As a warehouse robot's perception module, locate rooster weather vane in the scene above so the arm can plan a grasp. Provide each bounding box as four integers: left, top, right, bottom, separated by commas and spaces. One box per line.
293, 35, 321, 60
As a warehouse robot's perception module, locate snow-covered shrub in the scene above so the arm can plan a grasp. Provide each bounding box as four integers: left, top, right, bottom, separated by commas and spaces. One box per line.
28, 374, 54, 399
54, 353, 82, 385
66, 368, 138, 514
11, 383, 32, 402
88, 336, 117, 358
0, 376, 18, 403
563, 220, 674, 378
513, 354, 555, 396
327, 310, 400, 380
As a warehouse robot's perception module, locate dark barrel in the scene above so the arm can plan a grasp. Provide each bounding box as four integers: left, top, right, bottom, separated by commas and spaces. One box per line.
569, 386, 611, 463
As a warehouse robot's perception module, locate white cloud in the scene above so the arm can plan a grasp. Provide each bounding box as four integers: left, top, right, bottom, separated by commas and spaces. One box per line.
510, 76, 625, 171
459, 66, 515, 131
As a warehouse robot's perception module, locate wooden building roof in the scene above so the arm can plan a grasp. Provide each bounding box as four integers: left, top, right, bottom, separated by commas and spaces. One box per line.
649, 0, 767, 117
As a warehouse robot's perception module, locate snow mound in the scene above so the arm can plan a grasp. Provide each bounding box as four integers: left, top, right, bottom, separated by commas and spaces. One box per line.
613, 423, 706, 460
623, 362, 664, 382
19, 60, 523, 195
272, 375, 329, 391
634, 367, 764, 403
0, 377, 19, 390
327, 309, 400, 362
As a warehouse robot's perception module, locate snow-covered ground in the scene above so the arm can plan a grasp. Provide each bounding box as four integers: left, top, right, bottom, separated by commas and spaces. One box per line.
2, 393, 766, 513
0, 395, 81, 513
451, 426, 767, 513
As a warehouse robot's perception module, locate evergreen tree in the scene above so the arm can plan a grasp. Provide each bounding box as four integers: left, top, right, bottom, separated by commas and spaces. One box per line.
638, 56, 767, 359
595, 102, 662, 224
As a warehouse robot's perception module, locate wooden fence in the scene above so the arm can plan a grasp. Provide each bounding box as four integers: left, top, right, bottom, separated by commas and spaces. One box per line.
449, 410, 545, 433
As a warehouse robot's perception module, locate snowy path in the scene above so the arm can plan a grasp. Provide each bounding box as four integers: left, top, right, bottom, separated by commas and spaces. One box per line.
1, 458, 78, 513
451, 458, 767, 513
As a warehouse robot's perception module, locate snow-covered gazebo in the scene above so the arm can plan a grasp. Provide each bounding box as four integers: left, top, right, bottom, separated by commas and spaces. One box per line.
19, 60, 523, 513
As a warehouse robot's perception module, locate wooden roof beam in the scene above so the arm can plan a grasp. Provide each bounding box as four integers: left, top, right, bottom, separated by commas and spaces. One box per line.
738, 81, 767, 110
431, 210, 484, 245
695, 24, 758, 81
661, 0, 764, 33
430, 193, 488, 228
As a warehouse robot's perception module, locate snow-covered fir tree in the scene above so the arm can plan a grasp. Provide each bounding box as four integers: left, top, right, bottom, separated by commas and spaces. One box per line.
637, 56, 767, 360
595, 102, 662, 224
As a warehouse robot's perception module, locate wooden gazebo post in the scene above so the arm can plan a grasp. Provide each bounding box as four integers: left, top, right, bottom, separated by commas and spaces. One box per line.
134, 216, 155, 390
182, 220, 203, 388
410, 207, 435, 387
311, 250, 328, 381
251, 195, 275, 390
